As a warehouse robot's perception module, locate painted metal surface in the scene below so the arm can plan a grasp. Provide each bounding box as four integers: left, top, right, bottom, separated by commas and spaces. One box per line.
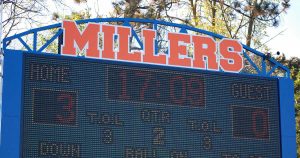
279, 78, 296, 158
0, 51, 23, 157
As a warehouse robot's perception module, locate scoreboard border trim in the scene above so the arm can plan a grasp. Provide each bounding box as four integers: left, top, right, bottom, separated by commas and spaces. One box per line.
278, 78, 296, 158
0, 51, 23, 157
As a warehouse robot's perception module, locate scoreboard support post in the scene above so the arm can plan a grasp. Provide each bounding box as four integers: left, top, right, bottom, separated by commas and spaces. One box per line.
279, 78, 296, 158
0, 51, 23, 157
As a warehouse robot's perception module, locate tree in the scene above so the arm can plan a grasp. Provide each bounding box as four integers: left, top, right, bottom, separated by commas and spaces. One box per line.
1, 0, 89, 39
230, 0, 290, 47
1, 0, 49, 39
111, 0, 178, 19
158, 0, 290, 49
168, 0, 290, 48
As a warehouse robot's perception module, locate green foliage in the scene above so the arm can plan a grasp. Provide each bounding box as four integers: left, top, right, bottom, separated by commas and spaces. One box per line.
52, 11, 91, 21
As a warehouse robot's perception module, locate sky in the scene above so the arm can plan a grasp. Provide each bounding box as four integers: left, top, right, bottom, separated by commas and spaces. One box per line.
47, 0, 300, 59
265, 0, 300, 58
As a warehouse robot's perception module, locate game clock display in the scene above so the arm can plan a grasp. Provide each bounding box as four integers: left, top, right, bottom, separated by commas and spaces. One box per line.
16, 53, 282, 158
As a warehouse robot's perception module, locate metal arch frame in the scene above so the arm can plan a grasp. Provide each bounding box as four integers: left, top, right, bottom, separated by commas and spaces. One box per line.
2, 18, 290, 78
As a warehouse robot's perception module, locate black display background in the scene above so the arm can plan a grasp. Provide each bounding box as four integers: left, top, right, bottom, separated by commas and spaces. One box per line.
22, 53, 281, 158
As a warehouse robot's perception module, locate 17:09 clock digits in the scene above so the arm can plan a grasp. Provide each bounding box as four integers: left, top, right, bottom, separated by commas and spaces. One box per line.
107, 66, 206, 107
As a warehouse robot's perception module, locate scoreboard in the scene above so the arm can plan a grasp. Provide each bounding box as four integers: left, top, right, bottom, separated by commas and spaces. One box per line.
1, 51, 295, 158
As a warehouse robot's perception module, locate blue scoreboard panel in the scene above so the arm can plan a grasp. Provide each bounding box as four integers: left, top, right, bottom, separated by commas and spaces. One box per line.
17, 53, 282, 158
2, 51, 296, 158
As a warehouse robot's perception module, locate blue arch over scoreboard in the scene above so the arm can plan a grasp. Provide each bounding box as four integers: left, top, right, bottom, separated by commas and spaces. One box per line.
0, 18, 296, 157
